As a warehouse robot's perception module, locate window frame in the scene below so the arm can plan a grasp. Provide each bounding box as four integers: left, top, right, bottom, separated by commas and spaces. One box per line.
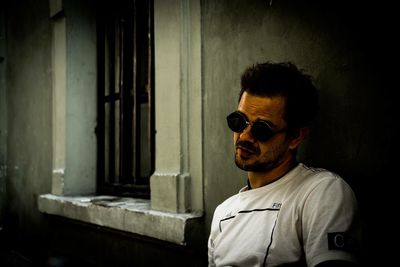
96, 0, 155, 198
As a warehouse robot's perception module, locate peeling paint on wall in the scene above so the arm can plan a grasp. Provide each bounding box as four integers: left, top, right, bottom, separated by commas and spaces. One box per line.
52, 168, 65, 177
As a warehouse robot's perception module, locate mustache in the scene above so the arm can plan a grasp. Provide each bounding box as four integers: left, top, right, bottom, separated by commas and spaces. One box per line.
235, 140, 260, 155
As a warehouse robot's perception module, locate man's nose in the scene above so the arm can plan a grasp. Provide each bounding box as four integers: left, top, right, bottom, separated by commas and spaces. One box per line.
239, 125, 255, 141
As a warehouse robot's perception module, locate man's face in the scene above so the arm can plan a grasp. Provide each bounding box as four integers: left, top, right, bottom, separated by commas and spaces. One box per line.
234, 92, 292, 172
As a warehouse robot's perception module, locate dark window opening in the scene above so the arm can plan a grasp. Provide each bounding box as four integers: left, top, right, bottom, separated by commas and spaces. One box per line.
96, 0, 154, 198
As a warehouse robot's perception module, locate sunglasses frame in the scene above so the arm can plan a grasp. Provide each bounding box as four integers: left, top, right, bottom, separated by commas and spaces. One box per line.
226, 111, 286, 142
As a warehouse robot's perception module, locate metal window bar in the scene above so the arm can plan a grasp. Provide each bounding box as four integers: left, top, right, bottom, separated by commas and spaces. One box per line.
96, 0, 153, 198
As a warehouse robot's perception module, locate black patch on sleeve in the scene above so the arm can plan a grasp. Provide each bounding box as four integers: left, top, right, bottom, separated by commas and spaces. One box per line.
328, 232, 357, 251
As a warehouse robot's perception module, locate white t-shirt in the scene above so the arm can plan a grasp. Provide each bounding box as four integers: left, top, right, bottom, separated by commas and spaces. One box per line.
208, 163, 361, 267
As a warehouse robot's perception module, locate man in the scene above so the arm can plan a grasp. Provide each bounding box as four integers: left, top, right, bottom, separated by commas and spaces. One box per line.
208, 62, 361, 267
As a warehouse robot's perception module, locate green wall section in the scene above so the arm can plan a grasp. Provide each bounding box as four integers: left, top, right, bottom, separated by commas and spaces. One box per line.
3, 0, 52, 238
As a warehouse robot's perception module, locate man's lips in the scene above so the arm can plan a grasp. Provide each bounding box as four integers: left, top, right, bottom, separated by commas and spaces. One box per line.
235, 140, 260, 156
236, 146, 257, 156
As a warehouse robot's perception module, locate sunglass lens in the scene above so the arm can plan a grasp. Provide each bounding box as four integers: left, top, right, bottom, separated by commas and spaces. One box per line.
227, 112, 276, 142
227, 112, 246, 133
251, 121, 273, 142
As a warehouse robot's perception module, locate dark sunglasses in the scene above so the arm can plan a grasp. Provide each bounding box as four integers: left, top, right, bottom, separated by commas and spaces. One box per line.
226, 111, 286, 142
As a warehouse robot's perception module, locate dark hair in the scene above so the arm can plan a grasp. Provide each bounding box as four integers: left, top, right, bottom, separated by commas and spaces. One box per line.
240, 61, 319, 129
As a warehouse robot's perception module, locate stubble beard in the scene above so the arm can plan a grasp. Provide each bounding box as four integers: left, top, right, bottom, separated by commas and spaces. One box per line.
235, 153, 275, 172
234, 146, 288, 173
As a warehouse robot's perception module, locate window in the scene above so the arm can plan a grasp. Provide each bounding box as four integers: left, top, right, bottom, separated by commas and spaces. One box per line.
96, 0, 154, 198
40, 0, 203, 244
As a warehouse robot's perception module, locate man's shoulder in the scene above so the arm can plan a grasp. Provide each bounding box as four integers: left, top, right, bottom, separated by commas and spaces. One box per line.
298, 163, 344, 184
290, 163, 356, 199
299, 163, 337, 177
216, 191, 241, 209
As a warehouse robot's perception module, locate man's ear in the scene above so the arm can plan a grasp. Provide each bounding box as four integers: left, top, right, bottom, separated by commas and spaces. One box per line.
289, 127, 309, 150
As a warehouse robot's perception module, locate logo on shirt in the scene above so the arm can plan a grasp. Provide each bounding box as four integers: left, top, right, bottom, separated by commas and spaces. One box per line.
328, 232, 357, 251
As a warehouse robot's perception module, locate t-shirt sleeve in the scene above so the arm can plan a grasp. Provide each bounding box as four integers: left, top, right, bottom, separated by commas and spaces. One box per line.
301, 175, 361, 267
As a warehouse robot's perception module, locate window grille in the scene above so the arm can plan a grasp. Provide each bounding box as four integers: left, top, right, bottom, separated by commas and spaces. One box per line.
96, 0, 154, 198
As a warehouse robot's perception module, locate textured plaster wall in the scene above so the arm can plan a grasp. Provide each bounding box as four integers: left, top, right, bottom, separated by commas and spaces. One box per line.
4, 0, 52, 244
62, 0, 97, 195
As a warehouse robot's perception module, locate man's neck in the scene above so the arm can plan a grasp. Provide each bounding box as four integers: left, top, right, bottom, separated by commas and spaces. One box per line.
248, 158, 297, 189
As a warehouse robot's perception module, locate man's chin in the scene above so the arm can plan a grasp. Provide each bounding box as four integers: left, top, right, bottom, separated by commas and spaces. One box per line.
235, 158, 255, 171
235, 157, 271, 172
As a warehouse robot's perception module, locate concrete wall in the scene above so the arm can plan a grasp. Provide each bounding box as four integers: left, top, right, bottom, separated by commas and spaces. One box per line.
4, 0, 52, 253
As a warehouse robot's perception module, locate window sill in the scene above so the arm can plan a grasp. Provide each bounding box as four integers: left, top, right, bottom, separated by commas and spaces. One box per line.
38, 194, 203, 245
